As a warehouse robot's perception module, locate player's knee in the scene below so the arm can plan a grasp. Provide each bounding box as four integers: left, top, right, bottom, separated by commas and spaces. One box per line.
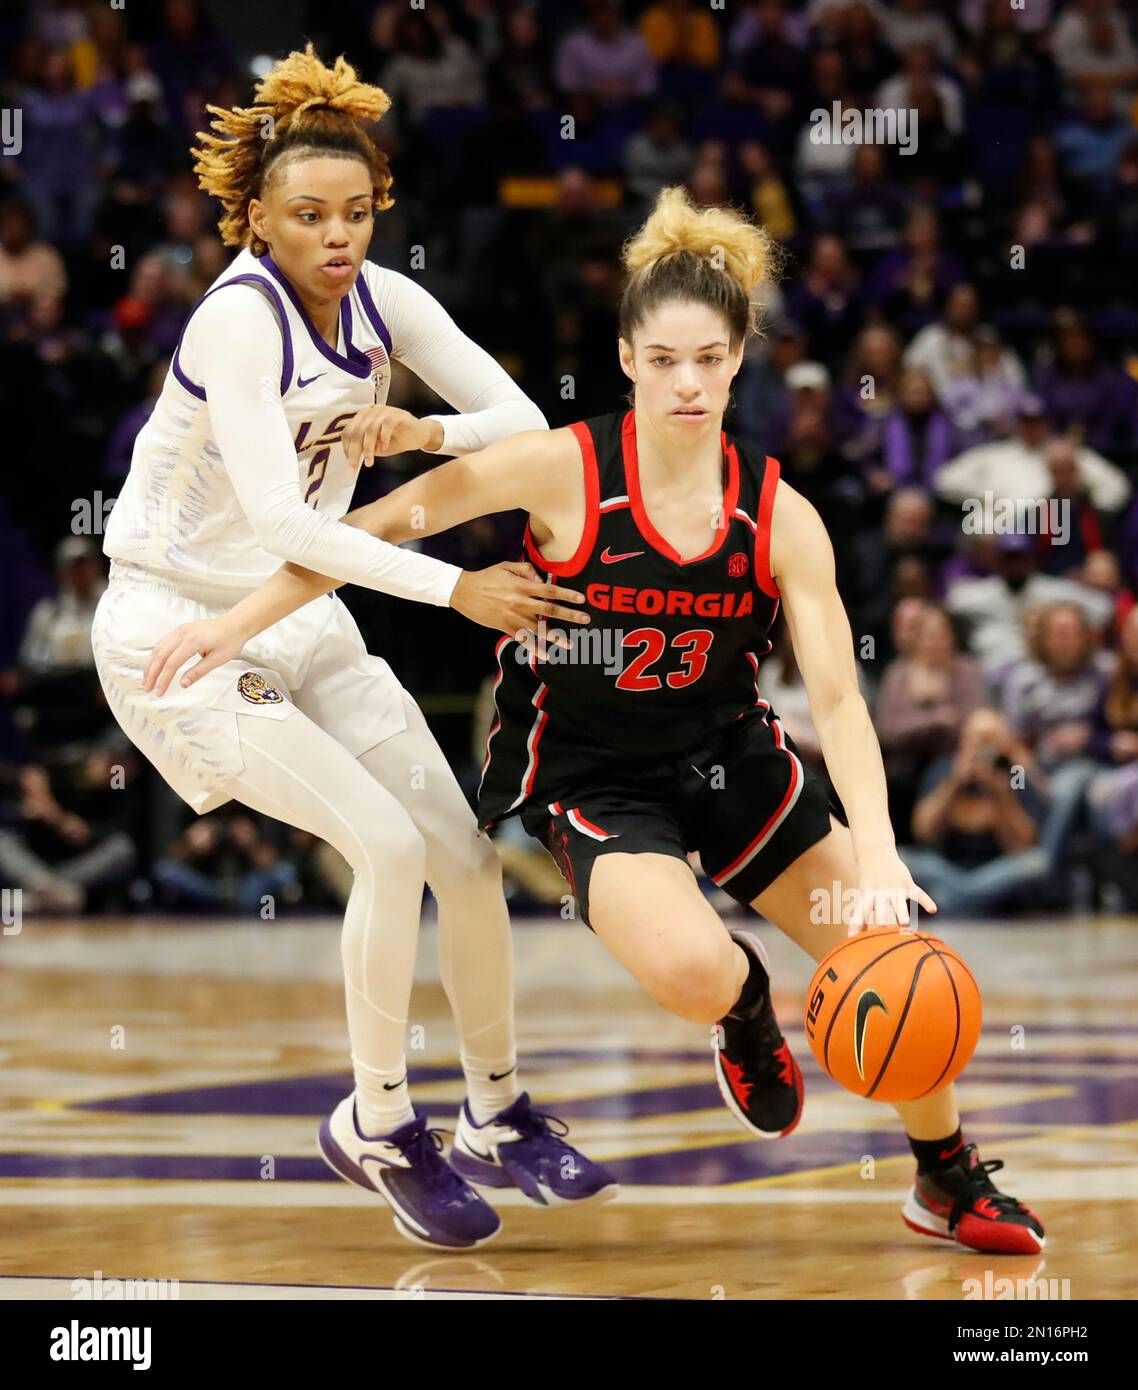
652, 937, 738, 1024
430, 825, 502, 896
353, 814, 427, 884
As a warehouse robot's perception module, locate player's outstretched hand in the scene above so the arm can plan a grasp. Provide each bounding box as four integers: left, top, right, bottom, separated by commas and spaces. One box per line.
848, 848, 937, 936
143, 618, 244, 697
451, 561, 589, 649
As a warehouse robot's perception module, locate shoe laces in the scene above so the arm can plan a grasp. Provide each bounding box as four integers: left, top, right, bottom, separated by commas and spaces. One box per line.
947, 1146, 1030, 1228
401, 1124, 472, 1198
507, 1103, 570, 1145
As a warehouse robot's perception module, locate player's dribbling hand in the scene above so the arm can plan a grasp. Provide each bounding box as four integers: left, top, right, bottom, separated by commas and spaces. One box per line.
343, 407, 442, 468
143, 617, 245, 696
451, 561, 589, 650
848, 848, 937, 936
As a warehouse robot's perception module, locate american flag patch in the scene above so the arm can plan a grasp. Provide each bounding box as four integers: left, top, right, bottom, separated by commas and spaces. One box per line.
366, 343, 390, 401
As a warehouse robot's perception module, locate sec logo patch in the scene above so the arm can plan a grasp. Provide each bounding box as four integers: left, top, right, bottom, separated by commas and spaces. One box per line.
237, 671, 284, 705
727, 551, 749, 578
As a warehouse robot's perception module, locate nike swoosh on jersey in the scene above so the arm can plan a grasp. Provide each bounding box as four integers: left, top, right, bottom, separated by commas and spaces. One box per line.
599, 546, 645, 564
297, 372, 326, 388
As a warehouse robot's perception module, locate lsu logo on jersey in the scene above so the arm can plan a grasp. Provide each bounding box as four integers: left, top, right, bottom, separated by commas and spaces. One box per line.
237, 671, 284, 705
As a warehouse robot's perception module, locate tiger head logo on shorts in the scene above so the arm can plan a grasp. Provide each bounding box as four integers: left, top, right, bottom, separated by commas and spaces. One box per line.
237, 671, 284, 705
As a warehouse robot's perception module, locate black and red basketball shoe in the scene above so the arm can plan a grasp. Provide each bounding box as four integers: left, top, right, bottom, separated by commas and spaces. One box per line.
714, 929, 805, 1139
902, 1143, 1045, 1254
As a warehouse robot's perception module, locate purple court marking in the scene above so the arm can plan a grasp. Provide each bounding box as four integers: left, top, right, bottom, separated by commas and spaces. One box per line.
19, 1036, 1138, 1188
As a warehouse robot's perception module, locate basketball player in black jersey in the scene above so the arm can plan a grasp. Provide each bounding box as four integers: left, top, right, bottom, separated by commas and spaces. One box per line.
146, 188, 1044, 1255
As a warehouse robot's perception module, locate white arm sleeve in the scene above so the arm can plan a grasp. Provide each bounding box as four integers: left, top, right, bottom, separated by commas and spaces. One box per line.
370, 265, 548, 455
184, 287, 461, 605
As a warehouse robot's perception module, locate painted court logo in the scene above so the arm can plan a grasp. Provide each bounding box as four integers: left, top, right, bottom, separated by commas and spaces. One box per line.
237, 671, 284, 705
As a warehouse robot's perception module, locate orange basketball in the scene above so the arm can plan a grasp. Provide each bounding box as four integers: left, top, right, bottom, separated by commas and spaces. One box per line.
803, 927, 982, 1103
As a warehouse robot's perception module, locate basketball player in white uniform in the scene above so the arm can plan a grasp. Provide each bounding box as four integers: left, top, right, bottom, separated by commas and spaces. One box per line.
92, 47, 615, 1250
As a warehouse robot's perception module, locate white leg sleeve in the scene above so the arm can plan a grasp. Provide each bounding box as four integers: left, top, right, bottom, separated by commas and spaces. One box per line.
356, 693, 520, 1118
229, 709, 426, 1131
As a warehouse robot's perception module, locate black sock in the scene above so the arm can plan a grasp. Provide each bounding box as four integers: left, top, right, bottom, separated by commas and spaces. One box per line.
910, 1127, 964, 1175
726, 946, 766, 1020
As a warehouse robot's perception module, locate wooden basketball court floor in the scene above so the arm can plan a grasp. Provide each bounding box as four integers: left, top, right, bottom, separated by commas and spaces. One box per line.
1, 913, 1135, 1301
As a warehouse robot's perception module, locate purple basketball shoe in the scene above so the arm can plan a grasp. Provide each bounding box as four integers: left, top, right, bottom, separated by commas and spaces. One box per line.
450, 1092, 619, 1207
319, 1094, 501, 1249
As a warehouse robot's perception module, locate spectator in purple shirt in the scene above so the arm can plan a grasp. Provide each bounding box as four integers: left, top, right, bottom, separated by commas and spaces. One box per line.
12, 45, 104, 245
1034, 310, 1138, 458
864, 205, 964, 334
881, 367, 956, 491
555, 0, 658, 106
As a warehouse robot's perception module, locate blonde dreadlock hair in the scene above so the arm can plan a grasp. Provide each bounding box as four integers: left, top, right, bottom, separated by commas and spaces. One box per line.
619, 186, 777, 348
191, 43, 394, 256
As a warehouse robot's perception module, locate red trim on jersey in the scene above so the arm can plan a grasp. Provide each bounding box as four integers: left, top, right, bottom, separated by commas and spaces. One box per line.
520, 682, 550, 800
754, 456, 781, 599
621, 410, 740, 567
478, 635, 510, 783
523, 421, 601, 576
712, 721, 801, 884
568, 808, 614, 840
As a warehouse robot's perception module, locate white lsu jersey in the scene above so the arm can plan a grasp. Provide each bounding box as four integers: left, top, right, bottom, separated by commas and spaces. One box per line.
103, 247, 396, 596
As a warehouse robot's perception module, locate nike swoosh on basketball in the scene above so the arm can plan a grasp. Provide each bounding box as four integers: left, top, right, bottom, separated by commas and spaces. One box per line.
853, 989, 888, 1081
489, 1065, 517, 1081
297, 372, 325, 388
599, 546, 644, 564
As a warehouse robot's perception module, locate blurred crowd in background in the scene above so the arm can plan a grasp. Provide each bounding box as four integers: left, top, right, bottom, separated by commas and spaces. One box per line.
2, 0, 1138, 918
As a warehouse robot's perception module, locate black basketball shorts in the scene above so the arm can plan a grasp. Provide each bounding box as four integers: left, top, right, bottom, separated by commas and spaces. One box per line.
519, 705, 847, 928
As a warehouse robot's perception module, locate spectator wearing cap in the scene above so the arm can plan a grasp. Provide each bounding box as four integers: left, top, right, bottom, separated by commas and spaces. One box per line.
1034, 312, 1138, 459
947, 532, 1114, 684
936, 395, 1131, 515
18, 538, 105, 674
